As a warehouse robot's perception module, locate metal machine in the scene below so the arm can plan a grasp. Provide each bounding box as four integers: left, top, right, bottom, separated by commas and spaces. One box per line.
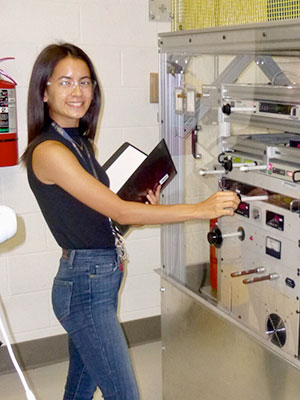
159, 20, 300, 400
210, 130, 300, 361
204, 85, 300, 362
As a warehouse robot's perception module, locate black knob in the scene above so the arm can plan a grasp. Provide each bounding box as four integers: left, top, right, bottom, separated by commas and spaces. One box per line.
222, 158, 233, 172
207, 226, 223, 248
222, 103, 231, 115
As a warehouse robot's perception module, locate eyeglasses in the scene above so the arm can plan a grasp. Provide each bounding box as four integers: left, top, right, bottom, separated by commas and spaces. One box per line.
47, 77, 97, 92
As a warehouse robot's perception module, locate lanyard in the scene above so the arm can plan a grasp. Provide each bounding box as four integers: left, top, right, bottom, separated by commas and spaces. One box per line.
51, 121, 98, 179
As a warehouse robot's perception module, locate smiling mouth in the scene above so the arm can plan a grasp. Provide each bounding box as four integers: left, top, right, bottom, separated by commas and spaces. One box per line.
67, 102, 84, 107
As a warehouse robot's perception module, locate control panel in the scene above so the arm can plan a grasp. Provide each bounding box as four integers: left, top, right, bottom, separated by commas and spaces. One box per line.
210, 178, 300, 359
222, 99, 300, 121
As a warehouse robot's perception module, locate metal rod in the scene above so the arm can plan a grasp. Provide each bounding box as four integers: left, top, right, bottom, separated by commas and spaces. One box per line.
232, 162, 256, 168
243, 273, 280, 284
230, 107, 256, 113
223, 231, 243, 239
240, 165, 267, 172
266, 328, 286, 335
231, 267, 266, 277
240, 195, 269, 202
199, 169, 225, 176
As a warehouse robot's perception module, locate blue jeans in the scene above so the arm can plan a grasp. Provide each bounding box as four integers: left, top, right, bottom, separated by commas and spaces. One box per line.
51, 248, 140, 400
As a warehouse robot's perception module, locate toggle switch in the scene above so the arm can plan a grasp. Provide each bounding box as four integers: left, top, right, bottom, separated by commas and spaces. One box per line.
252, 207, 261, 220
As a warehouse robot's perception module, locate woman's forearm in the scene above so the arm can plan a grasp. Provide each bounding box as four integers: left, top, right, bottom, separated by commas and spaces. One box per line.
113, 191, 240, 225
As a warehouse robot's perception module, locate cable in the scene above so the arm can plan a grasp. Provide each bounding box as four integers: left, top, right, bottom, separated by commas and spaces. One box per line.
0, 312, 37, 399
0, 206, 36, 399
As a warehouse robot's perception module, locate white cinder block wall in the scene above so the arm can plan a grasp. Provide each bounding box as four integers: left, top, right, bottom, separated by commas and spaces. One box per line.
0, 0, 170, 344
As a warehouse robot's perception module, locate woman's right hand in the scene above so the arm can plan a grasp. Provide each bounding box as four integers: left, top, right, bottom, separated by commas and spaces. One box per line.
196, 191, 240, 219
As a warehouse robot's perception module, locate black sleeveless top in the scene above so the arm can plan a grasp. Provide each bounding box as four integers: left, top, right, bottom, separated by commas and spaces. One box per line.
27, 124, 115, 249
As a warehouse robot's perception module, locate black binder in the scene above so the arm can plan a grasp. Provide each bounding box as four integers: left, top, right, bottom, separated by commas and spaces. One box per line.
103, 139, 177, 235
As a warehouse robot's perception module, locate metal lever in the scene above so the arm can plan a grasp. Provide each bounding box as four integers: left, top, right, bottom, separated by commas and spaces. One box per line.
232, 162, 256, 168
240, 195, 269, 202
222, 103, 256, 115
200, 154, 259, 176
218, 153, 257, 172
239, 165, 267, 172
207, 226, 245, 248
222, 159, 257, 172
199, 168, 225, 176
231, 267, 266, 277
243, 273, 280, 284
199, 162, 258, 176
222, 232, 243, 239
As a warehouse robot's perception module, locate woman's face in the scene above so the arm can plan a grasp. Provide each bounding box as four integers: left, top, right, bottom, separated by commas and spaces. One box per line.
44, 56, 94, 127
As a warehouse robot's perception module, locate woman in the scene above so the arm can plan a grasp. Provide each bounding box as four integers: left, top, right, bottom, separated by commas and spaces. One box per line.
22, 43, 239, 400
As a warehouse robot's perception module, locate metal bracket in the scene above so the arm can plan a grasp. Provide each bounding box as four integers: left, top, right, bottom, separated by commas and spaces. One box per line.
255, 55, 291, 86
192, 126, 202, 159
185, 55, 254, 135
149, 0, 171, 22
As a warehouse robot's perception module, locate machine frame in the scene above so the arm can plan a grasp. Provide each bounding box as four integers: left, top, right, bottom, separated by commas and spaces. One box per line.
159, 19, 300, 400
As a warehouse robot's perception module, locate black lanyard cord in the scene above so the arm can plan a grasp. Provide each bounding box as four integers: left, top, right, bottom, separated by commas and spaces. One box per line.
51, 121, 98, 179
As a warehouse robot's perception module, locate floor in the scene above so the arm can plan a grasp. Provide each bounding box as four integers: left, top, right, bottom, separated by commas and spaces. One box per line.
0, 341, 162, 400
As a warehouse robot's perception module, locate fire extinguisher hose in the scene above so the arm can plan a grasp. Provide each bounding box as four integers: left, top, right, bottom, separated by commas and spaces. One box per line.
0, 57, 18, 85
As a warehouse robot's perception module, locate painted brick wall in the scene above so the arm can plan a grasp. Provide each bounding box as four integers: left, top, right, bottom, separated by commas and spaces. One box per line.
0, 0, 170, 344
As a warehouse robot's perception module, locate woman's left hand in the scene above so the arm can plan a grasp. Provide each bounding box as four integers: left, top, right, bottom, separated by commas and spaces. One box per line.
146, 185, 161, 205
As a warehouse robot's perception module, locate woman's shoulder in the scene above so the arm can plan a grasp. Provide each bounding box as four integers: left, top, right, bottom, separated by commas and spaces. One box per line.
33, 138, 67, 157
30, 126, 75, 155
26, 127, 73, 170
31, 136, 80, 185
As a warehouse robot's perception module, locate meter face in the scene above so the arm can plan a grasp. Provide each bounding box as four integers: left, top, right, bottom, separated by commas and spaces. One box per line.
266, 236, 281, 259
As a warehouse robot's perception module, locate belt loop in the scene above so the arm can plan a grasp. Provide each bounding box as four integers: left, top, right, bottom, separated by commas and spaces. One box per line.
68, 250, 76, 269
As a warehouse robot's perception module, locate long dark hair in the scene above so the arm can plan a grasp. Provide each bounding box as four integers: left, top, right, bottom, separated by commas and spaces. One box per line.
22, 42, 101, 165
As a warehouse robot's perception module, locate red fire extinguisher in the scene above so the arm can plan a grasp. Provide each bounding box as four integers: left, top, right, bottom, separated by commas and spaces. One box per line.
0, 58, 18, 167
209, 218, 218, 292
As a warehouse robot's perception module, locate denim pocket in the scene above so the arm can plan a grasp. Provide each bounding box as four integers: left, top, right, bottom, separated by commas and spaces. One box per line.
52, 278, 73, 322
92, 254, 119, 276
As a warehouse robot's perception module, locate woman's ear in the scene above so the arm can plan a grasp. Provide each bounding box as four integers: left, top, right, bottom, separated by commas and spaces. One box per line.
43, 90, 48, 103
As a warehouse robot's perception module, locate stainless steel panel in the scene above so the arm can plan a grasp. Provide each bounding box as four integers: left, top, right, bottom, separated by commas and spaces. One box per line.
225, 113, 300, 134
159, 19, 300, 55
161, 277, 300, 400
159, 52, 185, 282
222, 83, 300, 102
